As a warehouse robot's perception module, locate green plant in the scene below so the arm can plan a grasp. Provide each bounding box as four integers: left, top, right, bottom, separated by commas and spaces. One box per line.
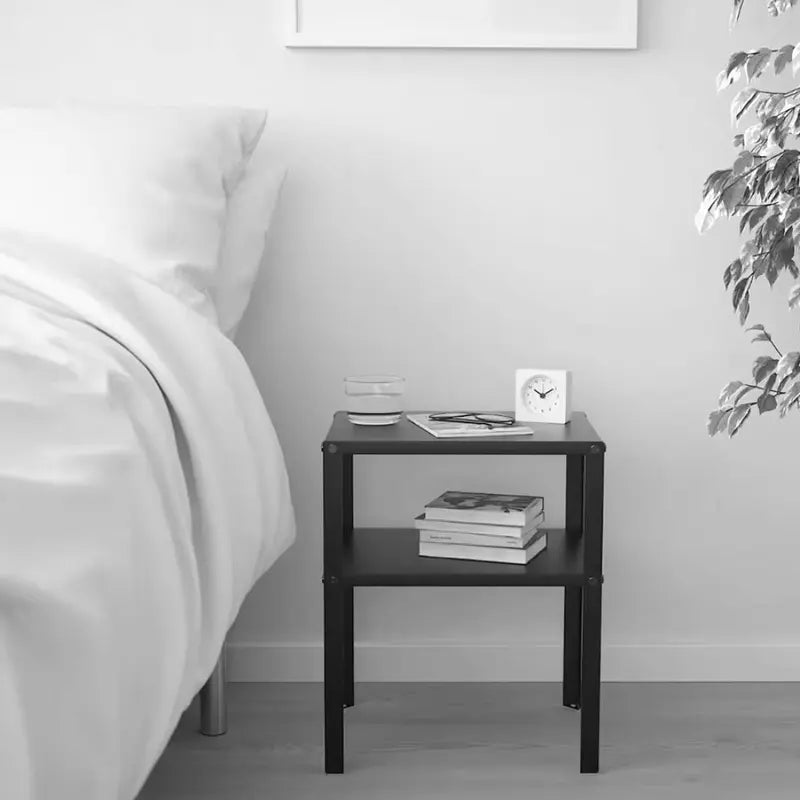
699, 0, 800, 436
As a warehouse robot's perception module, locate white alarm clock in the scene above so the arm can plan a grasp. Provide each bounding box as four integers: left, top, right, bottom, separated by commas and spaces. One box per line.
515, 369, 572, 425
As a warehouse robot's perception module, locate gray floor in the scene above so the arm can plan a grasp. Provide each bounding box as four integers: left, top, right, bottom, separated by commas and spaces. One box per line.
138, 683, 800, 800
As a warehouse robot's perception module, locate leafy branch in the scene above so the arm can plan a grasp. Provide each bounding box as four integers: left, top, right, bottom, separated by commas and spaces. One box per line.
701, 0, 800, 437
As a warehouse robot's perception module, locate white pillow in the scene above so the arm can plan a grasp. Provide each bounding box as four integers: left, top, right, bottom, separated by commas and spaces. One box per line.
0, 105, 267, 322
216, 134, 286, 336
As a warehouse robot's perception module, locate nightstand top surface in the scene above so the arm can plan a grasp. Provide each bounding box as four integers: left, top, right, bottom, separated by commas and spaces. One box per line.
323, 411, 605, 455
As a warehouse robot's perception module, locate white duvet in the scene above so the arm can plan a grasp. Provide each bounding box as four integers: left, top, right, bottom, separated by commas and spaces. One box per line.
0, 233, 295, 800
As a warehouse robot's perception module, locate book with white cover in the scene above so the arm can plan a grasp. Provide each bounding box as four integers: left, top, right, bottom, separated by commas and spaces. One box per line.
407, 413, 533, 439
419, 527, 539, 549
414, 511, 544, 537
424, 490, 544, 526
419, 531, 548, 565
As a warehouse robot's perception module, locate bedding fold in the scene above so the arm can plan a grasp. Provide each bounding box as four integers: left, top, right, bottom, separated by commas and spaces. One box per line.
0, 232, 295, 800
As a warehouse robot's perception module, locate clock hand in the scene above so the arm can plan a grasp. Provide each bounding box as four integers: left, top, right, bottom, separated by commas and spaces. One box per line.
542, 388, 555, 397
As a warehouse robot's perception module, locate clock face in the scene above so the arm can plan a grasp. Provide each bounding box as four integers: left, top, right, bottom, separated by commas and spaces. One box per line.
515, 368, 571, 424
522, 374, 561, 414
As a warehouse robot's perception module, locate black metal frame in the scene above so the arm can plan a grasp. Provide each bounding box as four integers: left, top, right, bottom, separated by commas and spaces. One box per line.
322, 414, 605, 775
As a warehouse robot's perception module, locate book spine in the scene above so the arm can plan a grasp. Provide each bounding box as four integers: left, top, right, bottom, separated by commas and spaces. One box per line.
419, 543, 526, 564
415, 512, 544, 536
423, 509, 523, 525
424, 503, 542, 526
418, 533, 547, 565
419, 530, 532, 548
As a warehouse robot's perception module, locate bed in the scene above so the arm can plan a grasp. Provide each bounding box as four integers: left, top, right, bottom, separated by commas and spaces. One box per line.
0, 106, 296, 800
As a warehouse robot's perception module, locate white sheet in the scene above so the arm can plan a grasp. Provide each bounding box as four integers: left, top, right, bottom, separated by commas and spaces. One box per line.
0, 232, 295, 800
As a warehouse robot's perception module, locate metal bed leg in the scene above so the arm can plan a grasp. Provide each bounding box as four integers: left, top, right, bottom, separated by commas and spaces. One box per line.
199, 648, 228, 736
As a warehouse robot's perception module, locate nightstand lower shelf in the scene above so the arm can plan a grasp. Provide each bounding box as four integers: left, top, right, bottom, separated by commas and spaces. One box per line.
342, 528, 585, 586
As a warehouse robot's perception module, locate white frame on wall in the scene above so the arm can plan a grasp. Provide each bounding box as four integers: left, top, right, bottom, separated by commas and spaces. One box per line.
286, 0, 638, 50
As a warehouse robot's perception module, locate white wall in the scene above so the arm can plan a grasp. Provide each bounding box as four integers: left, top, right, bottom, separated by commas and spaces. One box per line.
3, 0, 800, 681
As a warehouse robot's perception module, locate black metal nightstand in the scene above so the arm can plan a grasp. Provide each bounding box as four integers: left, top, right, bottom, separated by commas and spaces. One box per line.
321, 411, 606, 774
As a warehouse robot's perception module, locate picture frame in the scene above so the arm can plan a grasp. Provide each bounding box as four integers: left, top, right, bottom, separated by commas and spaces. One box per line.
286, 0, 638, 50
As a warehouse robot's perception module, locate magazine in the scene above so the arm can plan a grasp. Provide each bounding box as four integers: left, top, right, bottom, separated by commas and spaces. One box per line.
407, 413, 533, 439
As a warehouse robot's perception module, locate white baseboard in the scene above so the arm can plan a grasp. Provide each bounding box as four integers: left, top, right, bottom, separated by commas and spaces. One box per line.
227, 642, 800, 683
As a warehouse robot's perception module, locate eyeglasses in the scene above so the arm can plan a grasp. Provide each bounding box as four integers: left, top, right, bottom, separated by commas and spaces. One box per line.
428, 412, 516, 429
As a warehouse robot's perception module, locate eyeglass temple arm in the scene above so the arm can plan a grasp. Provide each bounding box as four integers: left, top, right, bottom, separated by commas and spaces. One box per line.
429, 414, 514, 426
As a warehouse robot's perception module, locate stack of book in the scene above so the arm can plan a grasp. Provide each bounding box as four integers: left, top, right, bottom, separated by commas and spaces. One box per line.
416, 490, 547, 565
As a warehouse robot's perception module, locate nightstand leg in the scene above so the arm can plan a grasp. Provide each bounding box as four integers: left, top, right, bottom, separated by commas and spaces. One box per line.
580, 452, 604, 774
343, 587, 354, 708
324, 582, 345, 774
563, 587, 582, 709
580, 583, 602, 773
564, 454, 584, 709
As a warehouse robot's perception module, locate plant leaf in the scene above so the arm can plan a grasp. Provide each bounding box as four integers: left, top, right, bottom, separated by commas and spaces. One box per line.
704, 168, 733, 195
732, 88, 758, 122
772, 150, 800, 186
708, 407, 734, 436
780, 380, 800, 415
768, 0, 798, 16
776, 351, 800, 379
776, 43, 795, 74
738, 292, 751, 324
731, 0, 745, 28
733, 150, 755, 175
719, 50, 749, 90
733, 384, 757, 404
732, 277, 749, 309
722, 180, 747, 212
724, 258, 743, 288
728, 404, 752, 436
696, 192, 722, 233
707, 409, 725, 436
747, 205, 770, 231
753, 356, 779, 383
745, 48, 773, 82
719, 380, 744, 404
789, 284, 800, 308
784, 201, 800, 228
766, 260, 781, 286
758, 393, 778, 414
